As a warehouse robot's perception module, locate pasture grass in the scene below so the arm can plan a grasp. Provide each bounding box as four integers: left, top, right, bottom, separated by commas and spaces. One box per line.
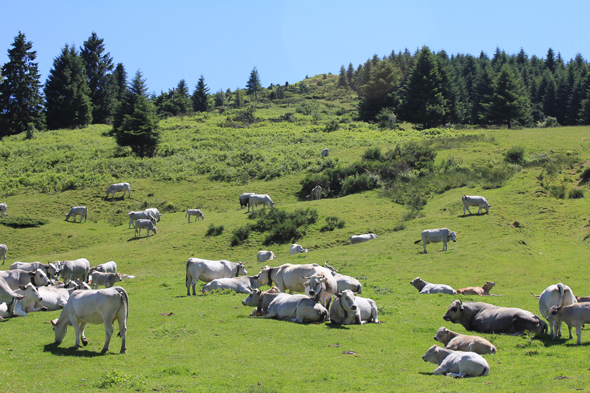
0, 120, 590, 391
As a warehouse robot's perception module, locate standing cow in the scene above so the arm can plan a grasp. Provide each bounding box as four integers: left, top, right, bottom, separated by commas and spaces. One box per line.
417, 228, 457, 253
185, 258, 247, 296
186, 209, 205, 222
254, 264, 331, 294
248, 194, 274, 212
0, 244, 7, 265
65, 206, 88, 222
106, 182, 131, 199
321, 148, 329, 157
239, 193, 256, 209
534, 283, 577, 340
462, 195, 491, 215
60, 258, 91, 285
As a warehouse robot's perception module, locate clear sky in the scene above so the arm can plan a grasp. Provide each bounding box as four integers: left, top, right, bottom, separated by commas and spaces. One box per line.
2, 1, 589, 95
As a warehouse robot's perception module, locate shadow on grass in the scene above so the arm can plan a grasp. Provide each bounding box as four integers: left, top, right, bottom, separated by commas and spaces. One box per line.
458, 213, 487, 218
43, 343, 107, 357
127, 236, 152, 242
325, 322, 350, 330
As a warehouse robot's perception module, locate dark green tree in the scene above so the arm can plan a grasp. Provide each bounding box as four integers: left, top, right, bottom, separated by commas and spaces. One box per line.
357, 60, 400, 121
235, 88, 244, 108
579, 86, 590, 124
471, 63, 495, 124
44, 44, 93, 130
112, 62, 128, 104
0, 32, 45, 137
545, 48, 556, 73
346, 63, 354, 85
214, 89, 226, 107
337, 65, 348, 88
192, 75, 209, 112
246, 67, 262, 100
113, 70, 159, 157
484, 64, 530, 128
80, 32, 114, 124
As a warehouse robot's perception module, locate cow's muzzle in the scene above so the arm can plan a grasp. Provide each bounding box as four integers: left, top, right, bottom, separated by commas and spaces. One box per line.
443, 315, 451, 321
308, 290, 315, 296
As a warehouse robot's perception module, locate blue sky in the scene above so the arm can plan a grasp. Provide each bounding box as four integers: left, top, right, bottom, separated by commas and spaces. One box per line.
2, 1, 589, 95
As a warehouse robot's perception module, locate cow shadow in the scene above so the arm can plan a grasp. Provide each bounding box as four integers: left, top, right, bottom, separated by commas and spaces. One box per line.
325, 322, 350, 330
127, 237, 145, 242
43, 343, 107, 357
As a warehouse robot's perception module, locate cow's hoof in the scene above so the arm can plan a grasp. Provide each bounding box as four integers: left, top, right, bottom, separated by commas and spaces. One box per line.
101, 348, 108, 354
41, 306, 48, 311
120, 348, 127, 354
82, 338, 88, 346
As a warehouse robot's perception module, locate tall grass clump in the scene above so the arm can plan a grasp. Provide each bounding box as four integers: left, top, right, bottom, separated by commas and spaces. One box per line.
505, 146, 525, 164
205, 223, 224, 236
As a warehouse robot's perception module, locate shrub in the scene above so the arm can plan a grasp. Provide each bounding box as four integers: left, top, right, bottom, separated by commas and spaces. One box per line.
230, 226, 250, 246
580, 167, 590, 183
323, 120, 339, 132
569, 187, 584, 199
341, 173, 381, 196
362, 147, 383, 161
320, 216, 345, 232
549, 184, 566, 199
248, 208, 317, 245
205, 224, 224, 236
505, 146, 525, 164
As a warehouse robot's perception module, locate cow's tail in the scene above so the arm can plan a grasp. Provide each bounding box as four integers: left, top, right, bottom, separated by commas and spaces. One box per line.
556, 282, 566, 308
185, 260, 191, 289
414, 239, 422, 244
530, 292, 540, 300
113, 286, 129, 321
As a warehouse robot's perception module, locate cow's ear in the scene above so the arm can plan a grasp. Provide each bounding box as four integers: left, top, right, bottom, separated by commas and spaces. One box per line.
50, 319, 57, 326
304, 282, 309, 287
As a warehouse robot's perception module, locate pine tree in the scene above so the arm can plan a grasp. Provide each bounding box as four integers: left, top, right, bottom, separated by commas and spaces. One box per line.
357, 60, 400, 121
246, 67, 262, 100
80, 32, 114, 124
112, 63, 128, 104
0, 32, 45, 137
579, 86, 590, 124
545, 48, 556, 73
192, 75, 209, 112
172, 79, 192, 114
44, 44, 93, 130
113, 70, 159, 157
346, 63, 354, 85
337, 65, 348, 88
484, 64, 530, 128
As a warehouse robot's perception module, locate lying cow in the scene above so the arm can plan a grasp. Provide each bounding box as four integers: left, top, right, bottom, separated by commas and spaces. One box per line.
0, 269, 50, 290
349, 233, 378, 244
10, 261, 59, 279
90, 272, 122, 289
60, 258, 90, 285
303, 271, 337, 311
128, 211, 156, 229
534, 283, 577, 340
329, 289, 380, 325
411, 277, 456, 295
323, 264, 363, 294
0, 276, 23, 317
254, 264, 332, 294
0, 202, 7, 218
289, 244, 308, 255
0, 244, 7, 265
416, 228, 457, 253
202, 275, 262, 294
239, 193, 256, 209
134, 219, 157, 237
13, 283, 43, 315
33, 285, 82, 311
547, 303, 590, 345
257, 250, 275, 262
51, 286, 129, 353
462, 195, 491, 215
106, 182, 131, 199
186, 258, 247, 296
434, 327, 497, 355
241, 287, 281, 316
263, 293, 328, 323
422, 345, 490, 378
65, 206, 88, 223
457, 281, 496, 296
144, 208, 162, 222
443, 299, 547, 335
186, 209, 205, 223
248, 194, 274, 212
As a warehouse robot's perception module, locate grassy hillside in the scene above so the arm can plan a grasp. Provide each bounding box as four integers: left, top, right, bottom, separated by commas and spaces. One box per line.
1, 102, 590, 392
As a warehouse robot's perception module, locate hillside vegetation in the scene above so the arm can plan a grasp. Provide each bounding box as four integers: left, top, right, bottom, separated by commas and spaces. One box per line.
1, 93, 590, 392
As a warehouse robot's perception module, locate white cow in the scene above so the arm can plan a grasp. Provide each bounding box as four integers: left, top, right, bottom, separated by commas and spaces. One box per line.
257, 250, 276, 262
307, 185, 322, 201
33, 285, 81, 311
411, 277, 456, 295
329, 289, 380, 325
321, 148, 329, 157
434, 327, 497, 355
10, 261, 59, 278
254, 264, 332, 294
349, 233, 378, 244
106, 182, 131, 199
90, 261, 117, 274
0, 244, 7, 265
0, 269, 50, 290
13, 283, 43, 314
241, 287, 282, 316
90, 272, 122, 289
248, 194, 274, 212
186, 209, 205, 222
144, 208, 162, 222
417, 228, 457, 253
60, 258, 91, 285
65, 206, 88, 222
548, 303, 590, 345
0, 202, 7, 218
239, 193, 256, 209
462, 195, 491, 215
422, 345, 490, 378
263, 293, 328, 323
303, 271, 338, 311
202, 276, 263, 294
128, 211, 156, 229
0, 276, 23, 317
134, 219, 157, 237
51, 286, 128, 354
534, 283, 577, 340
185, 258, 247, 296
290, 244, 308, 255
322, 263, 363, 293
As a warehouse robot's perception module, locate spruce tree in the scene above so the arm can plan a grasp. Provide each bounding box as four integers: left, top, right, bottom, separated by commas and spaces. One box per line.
357, 60, 400, 121
44, 44, 93, 130
545, 48, 556, 73
0, 32, 45, 137
579, 87, 590, 124
484, 64, 530, 128
246, 67, 262, 100
80, 32, 114, 124
112, 63, 128, 104
346, 63, 354, 85
235, 88, 244, 108
172, 79, 192, 114
192, 75, 209, 112
338, 65, 348, 88
471, 63, 494, 124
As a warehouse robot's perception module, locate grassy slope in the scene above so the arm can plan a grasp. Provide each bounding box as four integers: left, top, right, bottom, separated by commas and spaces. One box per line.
0, 120, 590, 391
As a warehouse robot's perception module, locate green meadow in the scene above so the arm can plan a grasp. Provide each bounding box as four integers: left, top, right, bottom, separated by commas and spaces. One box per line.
1, 107, 590, 392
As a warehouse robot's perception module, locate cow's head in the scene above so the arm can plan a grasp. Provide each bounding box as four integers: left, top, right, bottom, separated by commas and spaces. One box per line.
51, 318, 69, 345
434, 327, 450, 344
335, 289, 358, 313
422, 345, 440, 364
254, 266, 271, 285
547, 305, 563, 322
483, 281, 495, 291
410, 277, 426, 291
449, 231, 457, 242
114, 273, 123, 283
22, 283, 42, 302
242, 289, 262, 306
47, 263, 59, 278
443, 300, 463, 322
31, 269, 50, 287
236, 262, 247, 276
151, 226, 158, 235
303, 274, 327, 297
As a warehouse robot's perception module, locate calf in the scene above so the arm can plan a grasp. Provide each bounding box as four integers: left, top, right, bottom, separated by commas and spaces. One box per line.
128, 211, 156, 229
186, 209, 205, 223
434, 327, 496, 355
462, 195, 491, 215
547, 303, 590, 345
457, 281, 496, 296
329, 289, 379, 325
241, 287, 281, 316
65, 206, 88, 222
422, 345, 490, 378
91, 272, 122, 289
134, 219, 157, 237
411, 277, 456, 295
0, 244, 7, 265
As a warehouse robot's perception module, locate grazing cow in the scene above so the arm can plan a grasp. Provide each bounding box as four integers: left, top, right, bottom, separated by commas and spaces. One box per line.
0, 202, 7, 218
416, 228, 457, 253
0, 276, 23, 317
422, 345, 490, 378
534, 283, 577, 340
434, 327, 497, 355
51, 286, 128, 354
329, 289, 380, 325
186, 209, 205, 222
11, 261, 59, 279
128, 211, 156, 229
547, 303, 590, 345
411, 277, 456, 295
185, 258, 247, 296
0, 269, 50, 290
248, 194, 274, 212
202, 275, 263, 294
90, 261, 117, 274
349, 233, 378, 244
65, 206, 88, 223
289, 244, 308, 255
106, 182, 131, 199
462, 195, 491, 215
257, 250, 276, 262
457, 282, 496, 296
241, 287, 281, 316
321, 148, 329, 157
91, 272, 122, 289
60, 258, 91, 285
307, 185, 322, 201
443, 299, 547, 335
134, 219, 157, 237
303, 271, 337, 311
144, 208, 162, 222
254, 264, 332, 294
239, 193, 256, 209
0, 244, 7, 265
262, 293, 328, 323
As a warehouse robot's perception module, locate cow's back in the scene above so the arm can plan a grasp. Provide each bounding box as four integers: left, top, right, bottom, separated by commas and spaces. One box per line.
279, 264, 326, 293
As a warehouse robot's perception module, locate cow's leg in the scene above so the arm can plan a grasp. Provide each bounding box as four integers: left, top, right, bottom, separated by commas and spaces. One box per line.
80, 322, 89, 346
567, 322, 573, 340
71, 319, 82, 349
575, 324, 583, 345
422, 240, 427, 253
432, 366, 447, 375
117, 313, 127, 354
102, 319, 114, 353
191, 278, 197, 296
129, 218, 133, 229
442, 241, 447, 251
371, 306, 380, 323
